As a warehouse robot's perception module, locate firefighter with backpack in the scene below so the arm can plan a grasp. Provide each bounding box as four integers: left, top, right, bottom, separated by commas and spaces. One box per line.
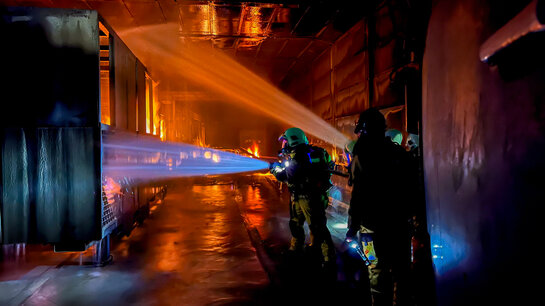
269, 127, 336, 274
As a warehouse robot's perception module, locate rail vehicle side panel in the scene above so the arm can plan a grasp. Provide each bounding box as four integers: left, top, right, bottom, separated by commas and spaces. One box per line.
0, 7, 102, 244
0, 7, 162, 246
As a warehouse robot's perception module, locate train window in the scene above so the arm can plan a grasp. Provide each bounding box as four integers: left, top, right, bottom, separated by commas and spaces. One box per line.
145, 73, 151, 133
153, 80, 159, 135
145, 73, 159, 135
160, 119, 165, 141
99, 22, 111, 125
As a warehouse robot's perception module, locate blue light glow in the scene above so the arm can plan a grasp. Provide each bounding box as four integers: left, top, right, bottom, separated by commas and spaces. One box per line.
328, 186, 343, 202
331, 223, 348, 229
102, 133, 269, 183
429, 224, 469, 275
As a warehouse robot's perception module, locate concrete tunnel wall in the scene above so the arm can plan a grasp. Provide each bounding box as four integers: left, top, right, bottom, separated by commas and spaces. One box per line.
423, 0, 545, 305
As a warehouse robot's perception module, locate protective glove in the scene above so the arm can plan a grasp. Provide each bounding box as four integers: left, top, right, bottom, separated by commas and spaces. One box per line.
269, 162, 283, 174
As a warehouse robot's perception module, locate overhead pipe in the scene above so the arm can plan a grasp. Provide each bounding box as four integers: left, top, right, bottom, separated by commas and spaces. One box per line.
480, 0, 545, 63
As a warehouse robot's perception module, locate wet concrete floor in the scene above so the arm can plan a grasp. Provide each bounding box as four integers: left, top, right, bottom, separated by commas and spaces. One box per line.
1, 173, 369, 305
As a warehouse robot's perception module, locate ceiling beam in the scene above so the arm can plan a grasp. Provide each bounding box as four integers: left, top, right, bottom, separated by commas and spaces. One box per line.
156, 0, 167, 22
253, 7, 278, 63
275, 39, 289, 57
280, 39, 314, 82
237, 4, 247, 35
82, 0, 92, 10
263, 7, 279, 35
121, 0, 135, 19
291, 5, 310, 35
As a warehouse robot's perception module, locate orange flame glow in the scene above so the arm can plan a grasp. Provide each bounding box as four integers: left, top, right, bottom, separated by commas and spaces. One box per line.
103, 177, 122, 205
246, 143, 260, 158
331, 149, 338, 163
197, 139, 207, 148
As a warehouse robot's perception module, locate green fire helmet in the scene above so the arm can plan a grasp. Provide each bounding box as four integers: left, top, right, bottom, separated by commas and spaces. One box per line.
385, 129, 403, 145
279, 127, 309, 147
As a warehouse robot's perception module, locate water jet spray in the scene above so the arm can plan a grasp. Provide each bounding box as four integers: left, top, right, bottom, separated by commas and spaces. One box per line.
119, 24, 350, 150
103, 130, 269, 184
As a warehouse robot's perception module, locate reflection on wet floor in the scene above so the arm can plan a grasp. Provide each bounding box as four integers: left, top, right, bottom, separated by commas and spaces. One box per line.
114, 181, 271, 305
244, 185, 265, 228
1, 174, 367, 305
1, 176, 271, 305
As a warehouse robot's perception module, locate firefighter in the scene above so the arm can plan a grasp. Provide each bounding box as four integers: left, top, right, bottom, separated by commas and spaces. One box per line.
385, 129, 403, 146
270, 127, 336, 272
347, 108, 415, 306
406, 133, 419, 159
344, 140, 357, 186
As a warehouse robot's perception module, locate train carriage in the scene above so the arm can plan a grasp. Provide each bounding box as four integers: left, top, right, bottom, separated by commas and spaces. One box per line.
0, 6, 165, 262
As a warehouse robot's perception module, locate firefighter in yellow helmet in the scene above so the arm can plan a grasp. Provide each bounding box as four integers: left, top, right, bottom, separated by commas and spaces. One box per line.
270, 127, 336, 274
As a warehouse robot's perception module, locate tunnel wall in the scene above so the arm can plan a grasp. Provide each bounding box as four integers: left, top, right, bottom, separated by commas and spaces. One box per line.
280, 1, 431, 208
422, 0, 544, 304
282, 19, 369, 138
281, 1, 430, 145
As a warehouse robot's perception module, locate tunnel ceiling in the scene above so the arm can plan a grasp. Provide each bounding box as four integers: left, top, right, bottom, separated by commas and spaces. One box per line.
0, 0, 369, 84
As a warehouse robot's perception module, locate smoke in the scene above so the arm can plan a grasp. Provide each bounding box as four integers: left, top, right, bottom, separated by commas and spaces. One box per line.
119, 23, 349, 149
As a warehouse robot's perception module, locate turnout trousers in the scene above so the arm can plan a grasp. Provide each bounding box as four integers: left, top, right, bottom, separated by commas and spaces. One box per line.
288, 193, 335, 263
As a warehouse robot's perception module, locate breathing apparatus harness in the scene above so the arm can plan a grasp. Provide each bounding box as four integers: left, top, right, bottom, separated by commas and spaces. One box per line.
270, 143, 334, 196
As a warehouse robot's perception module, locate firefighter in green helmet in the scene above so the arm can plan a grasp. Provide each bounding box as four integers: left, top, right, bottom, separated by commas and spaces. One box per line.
269, 127, 336, 274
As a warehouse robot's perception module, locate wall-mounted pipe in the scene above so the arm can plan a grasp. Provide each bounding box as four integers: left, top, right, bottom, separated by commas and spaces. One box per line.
479, 0, 545, 63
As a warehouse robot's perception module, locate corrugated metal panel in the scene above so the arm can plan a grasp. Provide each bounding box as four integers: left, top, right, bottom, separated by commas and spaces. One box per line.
313, 49, 331, 80
374, 39, 396, 74
285, 71, 312, 106
335, 51, 366, 91
375, 5, 394, 41
312, 73, 331, 101
373, 68, 398, 108
335, 113, 360, 138
281, 16, 372, 124
334, 20, 366, 66
295, 81, 313, 107
335, 82, 367, 117
313, 95, 332, 120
